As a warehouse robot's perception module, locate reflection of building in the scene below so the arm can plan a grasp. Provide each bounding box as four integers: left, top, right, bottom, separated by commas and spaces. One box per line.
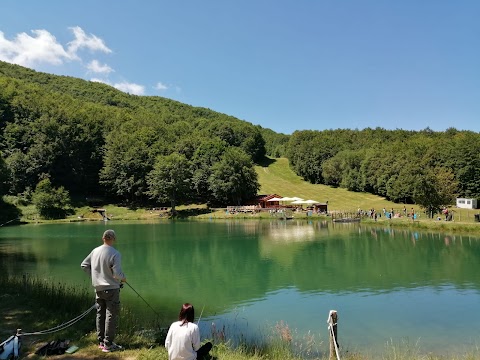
266, 225, 315, 242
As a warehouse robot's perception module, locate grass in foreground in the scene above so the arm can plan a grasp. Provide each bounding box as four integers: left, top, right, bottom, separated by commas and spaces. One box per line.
1, 275, 480, 360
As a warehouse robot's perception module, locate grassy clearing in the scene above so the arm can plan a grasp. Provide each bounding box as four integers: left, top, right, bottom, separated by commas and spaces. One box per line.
255, 157, 480, 223
255, 158, 399, 212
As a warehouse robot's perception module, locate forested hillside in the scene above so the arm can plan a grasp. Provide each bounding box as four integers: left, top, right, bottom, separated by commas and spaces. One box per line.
0, 61, 264, 216
1, 60, 479, 222
286, 128, 480, 213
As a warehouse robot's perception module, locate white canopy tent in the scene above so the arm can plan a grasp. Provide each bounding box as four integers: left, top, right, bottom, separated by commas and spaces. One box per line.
267, 197, 284, 202
280, 197, 305, 202
291, 199, 319, 205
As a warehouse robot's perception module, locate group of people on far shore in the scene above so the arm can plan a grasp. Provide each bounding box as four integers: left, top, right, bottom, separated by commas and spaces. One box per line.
357, 206, 418, 221
81, 229, 212, 359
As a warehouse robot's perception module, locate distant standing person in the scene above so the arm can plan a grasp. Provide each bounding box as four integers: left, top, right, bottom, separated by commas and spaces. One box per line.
165, 303, 212, 360
81, 229, 126, 352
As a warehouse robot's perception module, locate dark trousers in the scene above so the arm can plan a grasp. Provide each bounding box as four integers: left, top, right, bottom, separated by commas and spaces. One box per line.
197, 341, 213, 359
95, 288, 120, 346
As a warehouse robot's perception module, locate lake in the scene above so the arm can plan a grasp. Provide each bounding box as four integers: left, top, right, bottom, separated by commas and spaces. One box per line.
1, 220, 479, 357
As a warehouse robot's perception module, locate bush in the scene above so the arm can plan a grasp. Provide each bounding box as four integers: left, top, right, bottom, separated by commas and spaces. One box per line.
32, 178, 72, 219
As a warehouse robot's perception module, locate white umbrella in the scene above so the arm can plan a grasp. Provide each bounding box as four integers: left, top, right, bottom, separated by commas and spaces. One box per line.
290, 199, 319, 205
290, 197, 304, 201
267, 197, 283, 202
280, 197, 295, 201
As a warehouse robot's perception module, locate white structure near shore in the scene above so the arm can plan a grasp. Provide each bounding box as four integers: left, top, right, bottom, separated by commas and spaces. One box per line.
456, 198, 478, 209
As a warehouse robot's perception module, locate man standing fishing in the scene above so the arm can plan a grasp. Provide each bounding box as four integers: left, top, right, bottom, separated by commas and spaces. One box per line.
81, 229, 126, 352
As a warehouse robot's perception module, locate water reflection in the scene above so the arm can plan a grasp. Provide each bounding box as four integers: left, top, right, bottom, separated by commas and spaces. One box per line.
1, 221, 480, 355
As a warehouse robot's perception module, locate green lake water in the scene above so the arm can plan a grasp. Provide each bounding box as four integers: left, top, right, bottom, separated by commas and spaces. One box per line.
1, 220, 479, 357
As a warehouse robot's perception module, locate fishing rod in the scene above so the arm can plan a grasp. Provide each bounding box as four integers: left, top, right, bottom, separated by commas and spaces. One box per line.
196, 305, 205, 324
125, 282, 161, 317
0, 217, 19, 227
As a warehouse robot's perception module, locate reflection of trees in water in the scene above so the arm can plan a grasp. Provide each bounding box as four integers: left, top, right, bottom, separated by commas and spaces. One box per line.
0, 251, 37, 276
127, 222, 480, 320
3, 222, 480, 322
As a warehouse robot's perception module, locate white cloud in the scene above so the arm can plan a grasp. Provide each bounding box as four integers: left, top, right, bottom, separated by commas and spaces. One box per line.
154, 82, 168, 91
0, 27, 111, 69
2, 27, 147, 97
87, 60, 114, 74
67, 26, 111, 56
90, 78, 145, 95
90, 78, 108, 84
0, 29, 73, 67
114, 81, 145, 95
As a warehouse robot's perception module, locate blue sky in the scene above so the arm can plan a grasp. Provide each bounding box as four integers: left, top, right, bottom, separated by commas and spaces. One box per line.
1, 1, 478, 134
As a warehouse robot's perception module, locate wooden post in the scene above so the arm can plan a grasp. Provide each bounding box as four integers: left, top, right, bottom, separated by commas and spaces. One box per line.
327, 310, 339, 360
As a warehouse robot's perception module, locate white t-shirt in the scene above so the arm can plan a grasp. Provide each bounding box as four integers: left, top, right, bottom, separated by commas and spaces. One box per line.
165, 321, 201, 360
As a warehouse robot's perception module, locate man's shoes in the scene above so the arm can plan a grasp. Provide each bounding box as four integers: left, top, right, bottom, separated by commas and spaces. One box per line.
98, 342, 105, 350
102, 342, 123, 352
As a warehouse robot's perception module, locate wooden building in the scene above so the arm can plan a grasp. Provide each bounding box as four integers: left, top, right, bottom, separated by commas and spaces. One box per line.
245, 194, 283, 208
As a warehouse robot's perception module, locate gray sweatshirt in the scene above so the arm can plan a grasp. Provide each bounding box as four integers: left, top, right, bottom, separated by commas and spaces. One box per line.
81, 244, 126, 291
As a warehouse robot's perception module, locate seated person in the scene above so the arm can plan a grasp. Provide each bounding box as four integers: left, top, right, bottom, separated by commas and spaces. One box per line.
165, 303, 212, 360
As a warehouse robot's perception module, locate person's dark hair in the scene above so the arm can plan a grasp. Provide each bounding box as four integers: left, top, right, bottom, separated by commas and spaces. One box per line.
179, 303, 195, 325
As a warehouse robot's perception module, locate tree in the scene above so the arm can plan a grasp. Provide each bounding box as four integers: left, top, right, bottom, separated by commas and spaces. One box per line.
258, 126, 289, 158
208, 147, 259, 205
5, 150, 31, 195
146, 153, 192, 214
190, 138, 227, 202
449, 132, 480, 198
413, 167, 458, 217
385, 161, 425, 204
32, 178, 72, 219
0, 153, 8, 196
201, 120, 266, 163
0, 152, 22, 224
322, 156, 343, 187
287, 130, 343, 184
101, 124, 168, 202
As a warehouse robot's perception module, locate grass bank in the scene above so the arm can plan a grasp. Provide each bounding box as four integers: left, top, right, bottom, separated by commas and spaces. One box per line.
1, 275, 480, 360
0, 275, 322, 360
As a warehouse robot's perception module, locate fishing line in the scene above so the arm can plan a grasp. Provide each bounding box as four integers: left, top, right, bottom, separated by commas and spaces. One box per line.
196, 304, 205, 324
125, 282, 161, 317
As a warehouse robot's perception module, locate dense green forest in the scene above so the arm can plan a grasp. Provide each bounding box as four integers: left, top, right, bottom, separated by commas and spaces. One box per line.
0, 61, 265, 218
286, 128, 480, 211
1, 60, 479, 221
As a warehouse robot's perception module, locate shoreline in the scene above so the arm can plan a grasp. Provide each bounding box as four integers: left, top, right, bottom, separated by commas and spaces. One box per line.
13, 206, 480, 237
